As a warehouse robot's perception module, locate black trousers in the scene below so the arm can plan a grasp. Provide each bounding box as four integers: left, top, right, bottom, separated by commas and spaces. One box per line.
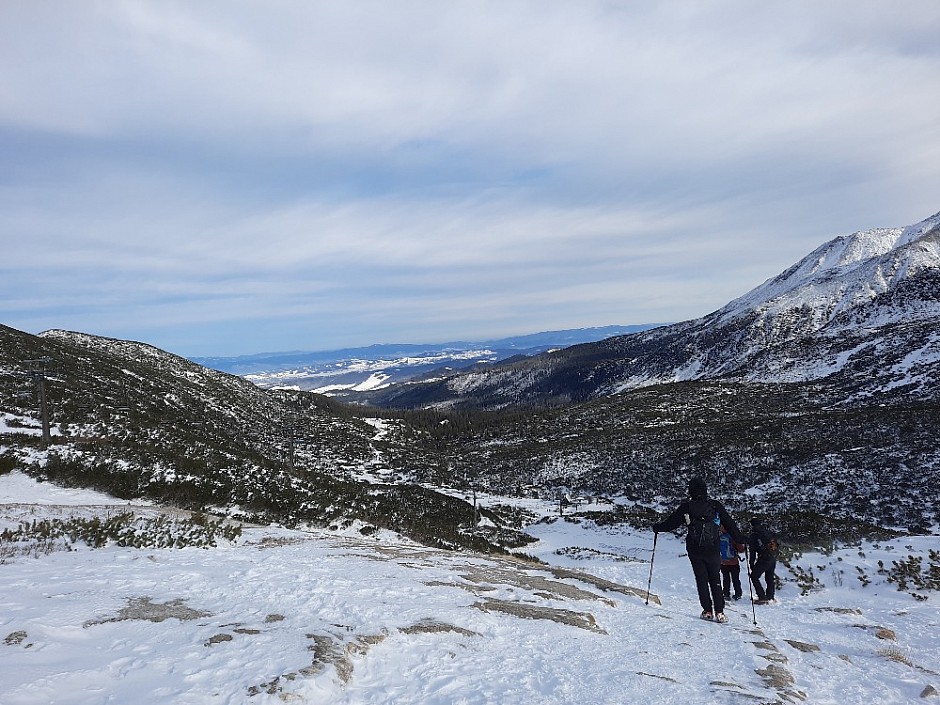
751, 559, 777, 600
721, 562, 742, 599
689, 553, 724, 614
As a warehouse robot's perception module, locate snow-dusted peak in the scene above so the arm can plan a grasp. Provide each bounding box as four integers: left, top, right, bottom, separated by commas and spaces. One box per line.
40, 329, 98, 344
899, 209, 940, 247
368, 210, 940, 408
715, 212, 940, 326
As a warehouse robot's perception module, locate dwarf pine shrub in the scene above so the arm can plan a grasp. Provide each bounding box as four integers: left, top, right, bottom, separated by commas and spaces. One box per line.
886, 550, 940, 594
0, 512, 241, 560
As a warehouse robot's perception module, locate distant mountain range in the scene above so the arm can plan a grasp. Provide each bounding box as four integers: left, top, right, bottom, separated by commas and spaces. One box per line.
364, 211, 940, 409
190, 325, 663, 395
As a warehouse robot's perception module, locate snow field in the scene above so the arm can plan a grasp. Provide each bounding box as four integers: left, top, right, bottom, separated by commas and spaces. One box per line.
1, 473, 938, 704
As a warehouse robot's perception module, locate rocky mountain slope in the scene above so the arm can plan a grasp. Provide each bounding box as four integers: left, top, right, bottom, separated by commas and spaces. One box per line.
366, 212, 940, 410
0, 324, 526, 552
415, 379, 940, 533
349, 212, 940, 534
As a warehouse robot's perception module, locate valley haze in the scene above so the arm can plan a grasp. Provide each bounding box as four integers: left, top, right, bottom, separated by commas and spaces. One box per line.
190, 325, 664, 395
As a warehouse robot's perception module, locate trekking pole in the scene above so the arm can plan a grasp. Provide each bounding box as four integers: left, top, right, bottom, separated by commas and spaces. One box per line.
645, 532, 658, 606
744, 544, 758, 625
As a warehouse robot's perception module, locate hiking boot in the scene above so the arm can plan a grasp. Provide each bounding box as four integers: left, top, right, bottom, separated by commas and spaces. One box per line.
754, 599, 769, 605
714, 613, 728, 623
733, 594, 742, 601
700, 610, 714, 620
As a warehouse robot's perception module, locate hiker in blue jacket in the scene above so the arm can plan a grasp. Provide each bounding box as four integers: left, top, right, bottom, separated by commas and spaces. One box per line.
653, 477, 745, 623
719, 524, 745, 601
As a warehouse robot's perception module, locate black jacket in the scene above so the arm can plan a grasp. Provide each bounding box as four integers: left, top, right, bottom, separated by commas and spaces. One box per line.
749, 523, 777, 565
653, 497, 744, 557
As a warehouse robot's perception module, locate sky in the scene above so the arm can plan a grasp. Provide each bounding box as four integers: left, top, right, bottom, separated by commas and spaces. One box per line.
2, 1, 939, 357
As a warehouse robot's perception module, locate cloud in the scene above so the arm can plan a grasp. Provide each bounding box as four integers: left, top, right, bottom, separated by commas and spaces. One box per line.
1, 1, 939, 355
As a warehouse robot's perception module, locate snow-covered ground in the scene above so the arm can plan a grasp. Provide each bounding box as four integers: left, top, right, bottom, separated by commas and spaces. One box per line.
1, 471, 938, 704
1, 412, 62, 438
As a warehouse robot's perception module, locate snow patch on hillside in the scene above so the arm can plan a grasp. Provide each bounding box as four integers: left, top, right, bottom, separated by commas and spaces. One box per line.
1, 412, 62, 438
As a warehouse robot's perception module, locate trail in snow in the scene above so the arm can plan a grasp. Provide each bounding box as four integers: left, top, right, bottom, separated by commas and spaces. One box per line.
1, 472, 938, 704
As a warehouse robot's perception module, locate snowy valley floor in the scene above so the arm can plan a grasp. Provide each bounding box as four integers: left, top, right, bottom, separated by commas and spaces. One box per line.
1, 473, 938, 705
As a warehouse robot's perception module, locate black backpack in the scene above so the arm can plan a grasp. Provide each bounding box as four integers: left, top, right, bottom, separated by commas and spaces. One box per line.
757, 528, 780, 558
687, 500, 720, 548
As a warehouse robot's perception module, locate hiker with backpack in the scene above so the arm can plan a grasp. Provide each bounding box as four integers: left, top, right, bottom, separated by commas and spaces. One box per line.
719, 524, 746, 601
748, 517, 779, 604
652, 477, 745, 623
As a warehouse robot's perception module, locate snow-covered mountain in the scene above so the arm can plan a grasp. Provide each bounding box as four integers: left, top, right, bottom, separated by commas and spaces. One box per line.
4, 316, 937, 534
4, 213, 938, 537
699, 210, 940, 384
718, 214, 940, 324
369, 211, 940, 409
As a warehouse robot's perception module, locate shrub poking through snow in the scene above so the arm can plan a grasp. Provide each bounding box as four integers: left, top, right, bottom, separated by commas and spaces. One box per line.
0, 512, 241, 560
886, 550, 940, 595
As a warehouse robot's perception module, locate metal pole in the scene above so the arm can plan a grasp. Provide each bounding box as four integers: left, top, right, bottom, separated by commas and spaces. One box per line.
36, 374, 51, 446
24, 359, 52, 447
645, 532, 659, 606
745, 544, 758, 625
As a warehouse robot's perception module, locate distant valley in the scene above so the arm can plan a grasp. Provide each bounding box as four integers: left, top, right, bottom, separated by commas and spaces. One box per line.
190, 325, 663, 396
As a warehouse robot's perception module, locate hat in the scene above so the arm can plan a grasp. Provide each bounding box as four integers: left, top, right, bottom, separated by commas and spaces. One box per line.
688, 476, 707, 499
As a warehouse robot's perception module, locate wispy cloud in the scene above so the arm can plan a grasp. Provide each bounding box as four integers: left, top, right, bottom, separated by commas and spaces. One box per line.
2, 1, 939, 355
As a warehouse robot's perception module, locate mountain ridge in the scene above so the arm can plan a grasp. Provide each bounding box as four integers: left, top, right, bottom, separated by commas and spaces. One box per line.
362, 211, 940, 410
715, 210, 940, 330
0, 322, 528, 552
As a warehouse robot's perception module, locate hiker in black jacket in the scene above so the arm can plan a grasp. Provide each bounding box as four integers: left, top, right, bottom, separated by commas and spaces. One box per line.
748, 517, 778, 604
652, 477, 745, 623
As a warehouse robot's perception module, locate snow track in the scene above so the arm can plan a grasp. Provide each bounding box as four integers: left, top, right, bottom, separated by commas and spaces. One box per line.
1, 474, 938, 704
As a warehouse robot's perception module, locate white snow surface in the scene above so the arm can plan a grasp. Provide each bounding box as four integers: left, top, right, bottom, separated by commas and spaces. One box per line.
0, 470, 143, 506
246, 350, 498, 393
1, 412, 62, 439
1, 472, 939, 704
